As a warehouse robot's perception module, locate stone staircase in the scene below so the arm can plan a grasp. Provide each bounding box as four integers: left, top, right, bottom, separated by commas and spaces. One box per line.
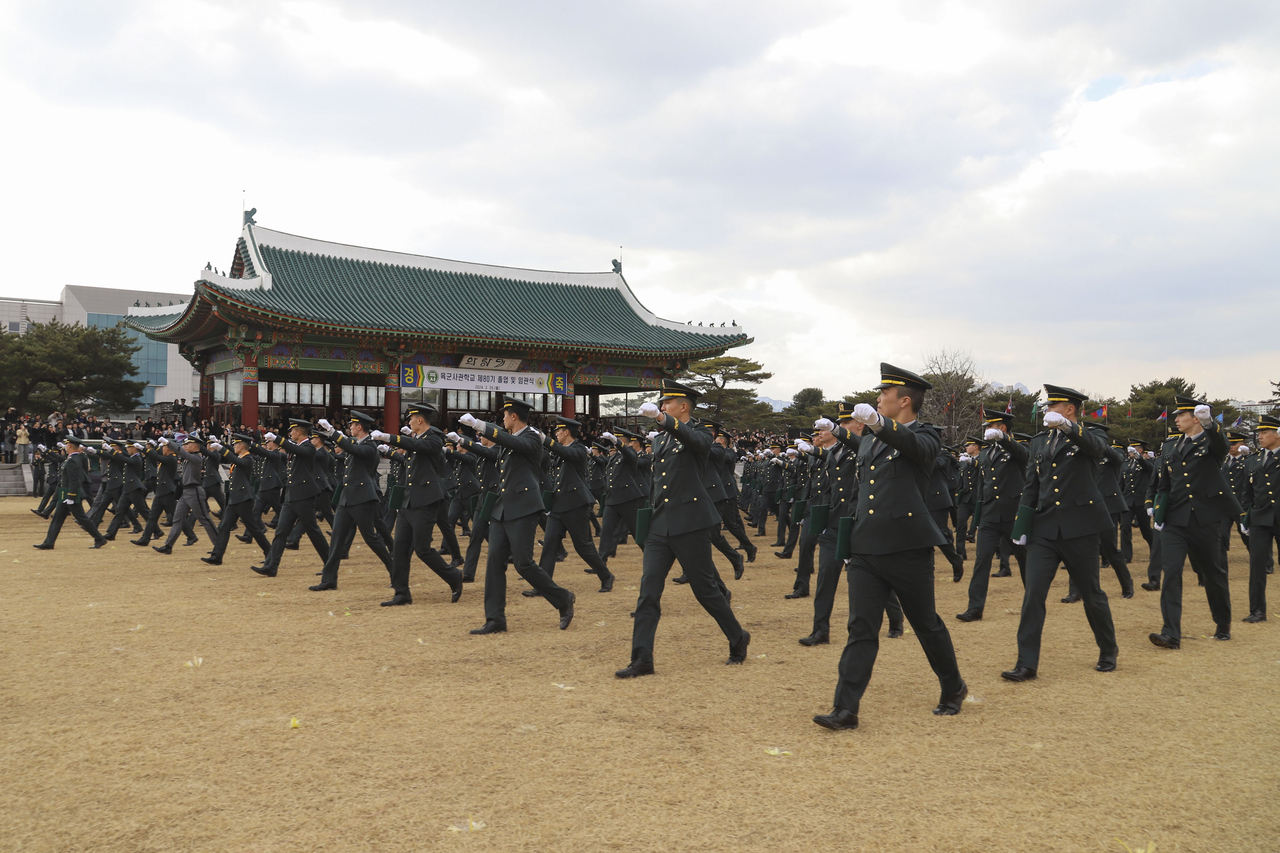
0, 464, 29, 497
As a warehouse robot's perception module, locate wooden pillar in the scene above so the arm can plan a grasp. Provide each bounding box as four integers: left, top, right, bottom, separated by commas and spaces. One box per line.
589, 391, 599, 418
561, 393, 575, 417
198, 372, 213, 421
241, 357, 260, 430
383, 372, 400, 433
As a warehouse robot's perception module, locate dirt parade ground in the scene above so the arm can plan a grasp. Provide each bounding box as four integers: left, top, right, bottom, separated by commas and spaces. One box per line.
1, 498, 1277, 853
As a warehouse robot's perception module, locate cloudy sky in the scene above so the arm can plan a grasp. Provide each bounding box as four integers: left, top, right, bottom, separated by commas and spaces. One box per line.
2, 1, 1276, 403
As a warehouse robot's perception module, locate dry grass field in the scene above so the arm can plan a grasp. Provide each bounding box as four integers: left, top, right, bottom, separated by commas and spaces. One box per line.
1, 497, 1277, 853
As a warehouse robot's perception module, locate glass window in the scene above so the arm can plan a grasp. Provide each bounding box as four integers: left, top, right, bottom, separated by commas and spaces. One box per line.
341, 385, 352, 406
375, 386, 385, 407
298, 383, 312, 405
576, 395, 586, 416
227, 372, 243, 403
315, 384, 330, 407
447, 389, 459, 409
285, 383, 297, 405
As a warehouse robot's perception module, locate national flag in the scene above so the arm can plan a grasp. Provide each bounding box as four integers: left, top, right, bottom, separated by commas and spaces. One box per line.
1157, 408, 1168, 422
1091, 406, 1106, 420
1233, 414, 1244, 427
1127, 404, 1132, 418
1216, 413, 1224, 423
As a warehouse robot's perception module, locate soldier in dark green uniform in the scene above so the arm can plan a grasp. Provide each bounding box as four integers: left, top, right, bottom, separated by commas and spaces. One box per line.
1001, 385, 1117, 682
616, 380, 749, 677
1120, 439, 1153, 562
1240, 415, 1280, 622
202, 434, 271, 565
534, 416, 614, 591
814, 365, 966, 730
252, 420, 332, 577
33, 436, 108, 550
1220, 431, 1252, 570
1148, 396, 1240, 648
953, 437, 981, 559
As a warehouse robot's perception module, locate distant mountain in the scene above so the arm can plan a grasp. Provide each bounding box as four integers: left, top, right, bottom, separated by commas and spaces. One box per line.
758, 396, 788, 412
985, 381, 1032, 395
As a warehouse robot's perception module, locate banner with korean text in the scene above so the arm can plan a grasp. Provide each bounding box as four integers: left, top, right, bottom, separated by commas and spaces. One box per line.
401, 365, 568, 395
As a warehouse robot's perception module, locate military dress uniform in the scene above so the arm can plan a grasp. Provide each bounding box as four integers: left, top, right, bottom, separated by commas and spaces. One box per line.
1120, 440, 1153, 562
247, 440, 286, 534
1089, 428, 1135, 595
133, 445, 188, 545
953, 443, 979, 559
1004, 385, 1118, 680
468, 399, 576, 633
33, 446, 63, 517
313, 412, 395, 590
33, 438, 107, 550
1149, 397, 1241, 648
158, 437, 220, 551
788, 436, 828, 598
103, 442, 150, 540
692, 419, 745, 580
1141, 432, 1181, 590
537, 417, 613, 589
458, 438, 500, 583
204, 436, 271, 564
86, 443, 124, 528
958, 414, 1029, 621
1220, 433, 1252, 568
253, 421, 331, 576
446, 447, 480, 537
598, 438, 647, 563
712, 431, 756, 561
817, 365, 966, 729
1240, 415, 1280, 621
619, 381, 748, 676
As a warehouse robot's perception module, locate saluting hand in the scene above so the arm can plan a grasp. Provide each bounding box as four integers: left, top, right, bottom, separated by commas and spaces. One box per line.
459, 413, 478, 428
1194, 404, 1213, 426
446, 431, 461, 442
984, 428, 1002, 442
813, 418, 835, 431
638, 402, 661, 419
400, 426, 412, 436
1043, 412, 1069, 430
852, 403, 879, 427
369, 430, 390, 441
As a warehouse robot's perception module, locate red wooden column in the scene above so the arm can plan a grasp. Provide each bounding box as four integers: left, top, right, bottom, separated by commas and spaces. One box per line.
241, 353, 260, 430
561, 392, 575, 417
383, 370, 400, 433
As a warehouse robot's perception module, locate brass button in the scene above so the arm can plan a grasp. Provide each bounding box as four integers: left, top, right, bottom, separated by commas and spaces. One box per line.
868, 509, 874, 514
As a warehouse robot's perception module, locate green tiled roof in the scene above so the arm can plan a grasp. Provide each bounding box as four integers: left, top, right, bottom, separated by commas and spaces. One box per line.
129, 224, 750, 359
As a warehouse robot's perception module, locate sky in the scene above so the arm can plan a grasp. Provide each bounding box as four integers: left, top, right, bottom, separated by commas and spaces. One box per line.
1, 0, 1277, 404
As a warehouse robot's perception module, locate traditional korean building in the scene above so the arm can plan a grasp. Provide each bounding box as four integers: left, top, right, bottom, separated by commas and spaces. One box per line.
125, 215, 750, 431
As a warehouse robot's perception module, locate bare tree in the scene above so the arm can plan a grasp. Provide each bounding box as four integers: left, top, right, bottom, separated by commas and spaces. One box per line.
919, 347, 984, 446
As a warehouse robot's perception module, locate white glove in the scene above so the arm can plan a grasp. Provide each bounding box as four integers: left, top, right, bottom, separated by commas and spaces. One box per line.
852, 403, 879, 426
639, 402, 661, 418
471, 420, 489, 434
63, 498, 74, 505
1043, 411, 1069, 430
984, 428, 1002, 442
207, 442, 222, 451
1239, 445, 1252, 455
601, 431, 616, 444
263, 432, 277, 442
377, 444, 391, 456
446, 431, 461, 442
459, 413, 478, 428
787, 448, 798, 457
1147, 507, 1154, 518
317, 418, 333, 432
1194, 404, 1212, 426
37, 444, 45, 451
370, 430, 390, 441
1239, 523, 1249, 536
84, 446, 97, 455
764, 449, 774, 458
400, 426, 412, 435
813, 418, 835, 431
1153, 522, 1164, 532
797, 441, 813, 453
959, 453, 971, 462
1127, 446, 1140, 457
648, 430, 659, 439
771, 457, 784, 467
1012, 534, 1027, 546
1146, 452, 1156, 459
158, 437, 169, 446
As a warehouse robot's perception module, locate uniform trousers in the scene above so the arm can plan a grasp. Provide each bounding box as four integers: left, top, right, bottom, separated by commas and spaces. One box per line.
33, 466, 45, 496
792, 516, 819, 594
210, 498, 270, 560
772, 500, 792, 547
482, 513, 573, 625
832, 548, 962, 714
251, 486, 282, 530
779, 505, 803, 556
629, 525, 745, 667
1097, 513, 1134, 590
36, 480, 59, 515
965, 520, 1027, 612
390, 502, 461, 597
87, 482, 116, 526
931, 509, 965, 573
462, 514, 490, 581
812, 530, 903, 639
1147, 524, 1163, 583
163, 486, 219, 548
106, 487, 150, 538
204, 480, 226, 514
264, 495, 330, 570
448, 492, 473, 534
717, 499, 752, 552
319, 500, 393, 584
1016, 535, 1116, 670
756, 490, 779, 535
954, 501, 976, 556
1119, 505, 1152, 562
435, 510, 462, 560
1246, 524, 1277, 616
539, 505, 609, 578
138, 493, 192, 542
39, 499, 106, 547
600, 498, 645, 562
1159, 520, 1232, 640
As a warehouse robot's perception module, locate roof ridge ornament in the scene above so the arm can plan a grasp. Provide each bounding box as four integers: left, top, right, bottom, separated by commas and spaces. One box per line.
243, 207, 257, 226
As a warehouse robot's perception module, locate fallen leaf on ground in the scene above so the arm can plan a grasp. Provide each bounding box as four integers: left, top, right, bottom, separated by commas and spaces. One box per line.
552, 683, 574, 690
447, 818, 485, 832
764, 748, 792, 756
290, 718, 301, 729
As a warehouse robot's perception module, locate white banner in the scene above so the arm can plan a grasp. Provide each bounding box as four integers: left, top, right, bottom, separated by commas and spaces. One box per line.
401, 365, 554, 393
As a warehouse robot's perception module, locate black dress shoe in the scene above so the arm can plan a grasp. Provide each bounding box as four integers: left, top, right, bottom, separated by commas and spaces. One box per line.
733, 556, 745, 580
672, 575, 689, 584
813, 708, 859, 730
33, 543, 52, 550
251, 565, 277, 577
450, 578, 464, 603
128, 537, 148, 546
559, 592, 576, 630
887, 627, 904, 639
774, 551, 791, 559
184, 538, 199, 547
1141, 581, 1160, 591
447, 557, 464, 569
152, 545, 172, 555
952, 564, 963, 583
933, 680, 968, 715
1148, 633, 1180, 650
30, 509, 43, 517
598, 570, 615, 593
615, 661, 655, 678
798, 632, 829, 646
746, 545, 757, 562
521, 589, 543, 598
1095, 657, 1116, 672
470, 621, 507, 635
956, 609, 983, 622
1243, 612, 1267, 623
1212, 631, 1230, 641
1121, 586, 1135, 599
92, 539, 107, 549
236, 533, 253, 543
285, 541, 299, 551
381, 594, 412, 607
991, 568, 1012, 578
200, 556, 222, 566
1061, 592, 1081, 604
461, 574, 475, 584
309, 582, 337, 591
727, 630, 751, 664
784, 589, 810, 599
1001, 666, 1037, 682
103, 533, 116, 542
1100, 559, 1110, 568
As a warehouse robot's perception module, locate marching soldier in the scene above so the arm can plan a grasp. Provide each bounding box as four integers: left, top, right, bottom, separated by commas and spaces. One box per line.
956, 412, 1028, 622
1240, 414, 1280, 622
153, 435, 220, 554
446, 437, 481, 539
32, 443, 63, 518
712, 427, 757, 564
1120, 439, 1153, 562
33, 436, 107, 550
814, 365, 966, 731
102, 440, 150, 541
787, 426, 830, 600
242, 431, 285, 540
461, 399, 576, 634
201, 434, 272, 566
1221, 431, 1252, 568
1140, 430, 1181, 592
953, 437, 981, 559
597, 428, 646, 564
252, 419, 331, 577
616, 380, 749, 677
531, 416, 614, 591
1001, 384, 1118, 682
1148, 397, 1239, 649
457, 432, 500, 584
132, 439, 190, 546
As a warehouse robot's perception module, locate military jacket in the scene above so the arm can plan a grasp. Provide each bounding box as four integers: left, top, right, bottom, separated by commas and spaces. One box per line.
589, 453, 608, 494
213, 448, 258, 504
146, 449, 178, 497
1121, 454, 1152, 509
279, 439, 326, 501
102, 445, 145, 493
1243, 449, 1280, 527
331, 434, 382, 506
648, 417, 722, 536
826, 425, 862, 528
974, 435, 1029, 528
448, 450, 481, 500
251, 446, 286, 491
956, 457, 977, 506
717, 446, 740, 500
460, 441, 501, 492
1155, 423, 1241, 527
604, 446, 645, 506
543, 437, 595, 515
1222, 454, 1251, 503
925, 444, 955, 513
1019, 422, 1112, 540
849, 419, 945, 555
386, 427, 449, 508
762, 456, 784, 492
1094, 438, 1129, 515
172, 445, 209, 488
60, 452, 92, 501
477, 422, 548, 521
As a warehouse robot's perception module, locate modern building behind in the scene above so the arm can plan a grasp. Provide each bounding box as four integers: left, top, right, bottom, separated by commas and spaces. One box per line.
0, 285, 201, 413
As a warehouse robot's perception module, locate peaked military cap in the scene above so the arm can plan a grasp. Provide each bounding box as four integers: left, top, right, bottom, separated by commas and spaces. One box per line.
348, 410, 376, 427
1227, 430, 1249, 443
232, 433, 255, 444
1128, 438, 1149, 449
982, 410, 1013, 425
1173, 394, 1203, 412
963, 435, 984, 446
553, 416, 581, 435
404, 402, 437, 420
64, 435, 84, 447
1043, 384, 1087, 407
1257, 415, 1279, 431
592, 440, 613, 451
183, 434, 206, 447
1014, 432, 1033, 442
874, 363, 932, 392
769, 441, 782, 450
1092, 422, 1111, 433
658, 378, 700, 404
288, 418, 313, 430
502, 397, 533, 417
836, 402, 857, 421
